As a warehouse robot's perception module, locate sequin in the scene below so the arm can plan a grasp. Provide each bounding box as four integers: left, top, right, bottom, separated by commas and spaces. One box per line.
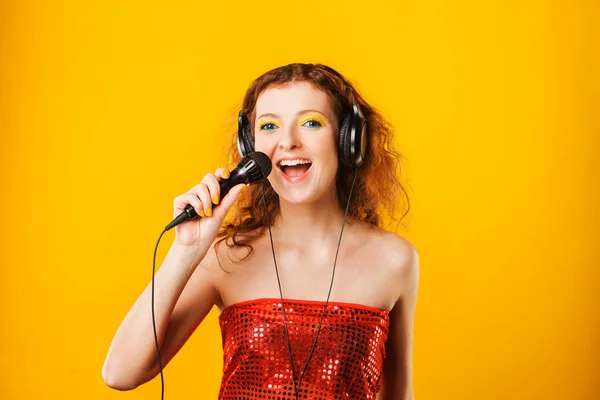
218, 298, 390, 399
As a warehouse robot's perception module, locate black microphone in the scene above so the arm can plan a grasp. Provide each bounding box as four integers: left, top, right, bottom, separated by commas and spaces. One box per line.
165, 151, 272, 231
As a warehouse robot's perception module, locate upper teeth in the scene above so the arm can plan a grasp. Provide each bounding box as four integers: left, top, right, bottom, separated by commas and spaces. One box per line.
279, 159, 311, 166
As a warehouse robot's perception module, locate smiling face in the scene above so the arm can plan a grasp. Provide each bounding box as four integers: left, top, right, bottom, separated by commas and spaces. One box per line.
253, 81, 340, 204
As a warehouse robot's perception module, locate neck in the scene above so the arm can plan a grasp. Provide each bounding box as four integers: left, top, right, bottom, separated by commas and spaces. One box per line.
273, 189, 348, 247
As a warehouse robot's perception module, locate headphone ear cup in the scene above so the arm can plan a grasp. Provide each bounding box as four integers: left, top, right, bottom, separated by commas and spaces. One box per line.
242, 123, 254, 154
237, 111, 255, 157
338, 114, 353, 168
349, 103, 368, 167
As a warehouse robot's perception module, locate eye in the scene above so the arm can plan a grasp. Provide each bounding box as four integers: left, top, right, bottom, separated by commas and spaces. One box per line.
303, 119, 322, 129
259, 122, 278, 131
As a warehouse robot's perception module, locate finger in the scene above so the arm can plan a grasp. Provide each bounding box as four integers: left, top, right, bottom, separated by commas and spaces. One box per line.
188, 183, 212, 217
215, 167, 231, 180
213, 183, 245, 220
200, 173, 221, 209
174, 193, 203, 218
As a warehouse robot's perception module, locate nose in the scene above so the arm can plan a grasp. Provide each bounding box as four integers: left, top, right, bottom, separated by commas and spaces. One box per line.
278, 125, 302, 151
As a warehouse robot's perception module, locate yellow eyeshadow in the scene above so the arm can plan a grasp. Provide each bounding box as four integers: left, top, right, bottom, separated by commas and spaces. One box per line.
298, 112, 328, 127
257, 117, 280, 129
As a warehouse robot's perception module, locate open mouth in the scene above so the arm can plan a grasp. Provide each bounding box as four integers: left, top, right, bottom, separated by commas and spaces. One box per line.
277, 158, 313, 181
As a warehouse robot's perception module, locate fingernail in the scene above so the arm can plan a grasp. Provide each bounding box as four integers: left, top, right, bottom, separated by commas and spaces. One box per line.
213, 195, 220, 205
206, 208, 212, 217
223, 170, 230, 179
200, 210, 205, 217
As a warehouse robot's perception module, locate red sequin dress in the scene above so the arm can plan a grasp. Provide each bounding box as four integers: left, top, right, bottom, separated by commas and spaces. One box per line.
218, 298, 390, 399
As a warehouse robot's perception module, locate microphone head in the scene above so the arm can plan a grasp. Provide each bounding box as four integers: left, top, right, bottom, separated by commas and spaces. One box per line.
238, 151, 272, 183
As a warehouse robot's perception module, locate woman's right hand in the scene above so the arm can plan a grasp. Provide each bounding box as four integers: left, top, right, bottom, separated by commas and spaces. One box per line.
172, 167, 245, 249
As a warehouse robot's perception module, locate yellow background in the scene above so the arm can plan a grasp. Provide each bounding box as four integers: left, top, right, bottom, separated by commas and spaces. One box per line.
1, 0, 598, 399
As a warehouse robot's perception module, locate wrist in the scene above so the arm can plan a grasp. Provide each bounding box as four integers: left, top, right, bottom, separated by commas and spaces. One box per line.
167, 241, 208, 273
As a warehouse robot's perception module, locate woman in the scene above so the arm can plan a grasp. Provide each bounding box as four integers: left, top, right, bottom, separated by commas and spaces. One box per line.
102, 63, 419, 400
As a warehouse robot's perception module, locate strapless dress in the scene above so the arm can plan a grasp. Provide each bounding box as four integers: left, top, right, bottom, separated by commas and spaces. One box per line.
218, 298, 390, 399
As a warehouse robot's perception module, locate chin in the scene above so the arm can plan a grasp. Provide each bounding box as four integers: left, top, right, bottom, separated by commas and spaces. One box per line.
270, 181, 337, 206
276, 190, 321, 205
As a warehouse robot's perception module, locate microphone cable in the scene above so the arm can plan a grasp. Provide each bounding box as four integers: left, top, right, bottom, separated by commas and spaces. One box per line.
152, 228, 167, 400
260, 167, 359, 400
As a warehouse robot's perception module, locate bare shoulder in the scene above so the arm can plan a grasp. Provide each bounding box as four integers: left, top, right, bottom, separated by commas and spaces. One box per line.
354, 222, 418, 271
354, 221, 420, 302
380, 229, 418, 277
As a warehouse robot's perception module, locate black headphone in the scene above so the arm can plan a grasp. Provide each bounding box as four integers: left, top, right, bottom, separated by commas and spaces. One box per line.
236, 93, 369, 168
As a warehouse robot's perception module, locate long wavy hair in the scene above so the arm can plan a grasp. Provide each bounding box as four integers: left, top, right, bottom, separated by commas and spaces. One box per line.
215, 63, 410, 262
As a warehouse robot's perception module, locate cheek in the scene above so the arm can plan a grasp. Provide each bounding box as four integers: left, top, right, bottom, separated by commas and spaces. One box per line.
253, 135, 277, 158
311, 133, 338, 163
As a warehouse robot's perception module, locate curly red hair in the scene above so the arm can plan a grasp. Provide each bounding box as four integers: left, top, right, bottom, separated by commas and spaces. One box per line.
215, 63, 410, 261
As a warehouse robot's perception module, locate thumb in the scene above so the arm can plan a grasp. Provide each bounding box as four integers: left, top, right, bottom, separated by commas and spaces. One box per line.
213, 183, 245, 219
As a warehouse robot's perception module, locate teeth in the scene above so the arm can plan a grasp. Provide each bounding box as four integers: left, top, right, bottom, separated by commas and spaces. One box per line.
279, 159, 312, 166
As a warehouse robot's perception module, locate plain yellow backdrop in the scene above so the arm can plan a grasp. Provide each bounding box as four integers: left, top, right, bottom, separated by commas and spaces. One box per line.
1, 0, 598, 399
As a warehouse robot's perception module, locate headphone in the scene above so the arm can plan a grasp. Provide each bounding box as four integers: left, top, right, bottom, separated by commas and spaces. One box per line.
236, 90, 369, 168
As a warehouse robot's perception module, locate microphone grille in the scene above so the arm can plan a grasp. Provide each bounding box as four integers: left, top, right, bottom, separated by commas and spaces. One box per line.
241, 151, 273, 183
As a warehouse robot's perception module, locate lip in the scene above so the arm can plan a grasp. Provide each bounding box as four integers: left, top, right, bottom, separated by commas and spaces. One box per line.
276, 157, 313, 183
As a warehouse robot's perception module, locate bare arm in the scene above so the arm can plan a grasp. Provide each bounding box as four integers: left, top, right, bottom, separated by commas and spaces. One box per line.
101, 241, 217, 390
102, 169, 243, 390
377, 242, 420, 400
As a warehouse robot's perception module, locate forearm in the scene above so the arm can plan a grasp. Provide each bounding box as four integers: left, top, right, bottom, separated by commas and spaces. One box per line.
102, 242, 206, 389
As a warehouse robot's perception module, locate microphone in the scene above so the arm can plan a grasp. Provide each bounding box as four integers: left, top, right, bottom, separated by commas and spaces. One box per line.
165, 151, 272, 231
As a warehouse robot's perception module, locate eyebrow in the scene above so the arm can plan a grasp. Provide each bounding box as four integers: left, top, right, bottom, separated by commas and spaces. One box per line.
256, 109, 327, 120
